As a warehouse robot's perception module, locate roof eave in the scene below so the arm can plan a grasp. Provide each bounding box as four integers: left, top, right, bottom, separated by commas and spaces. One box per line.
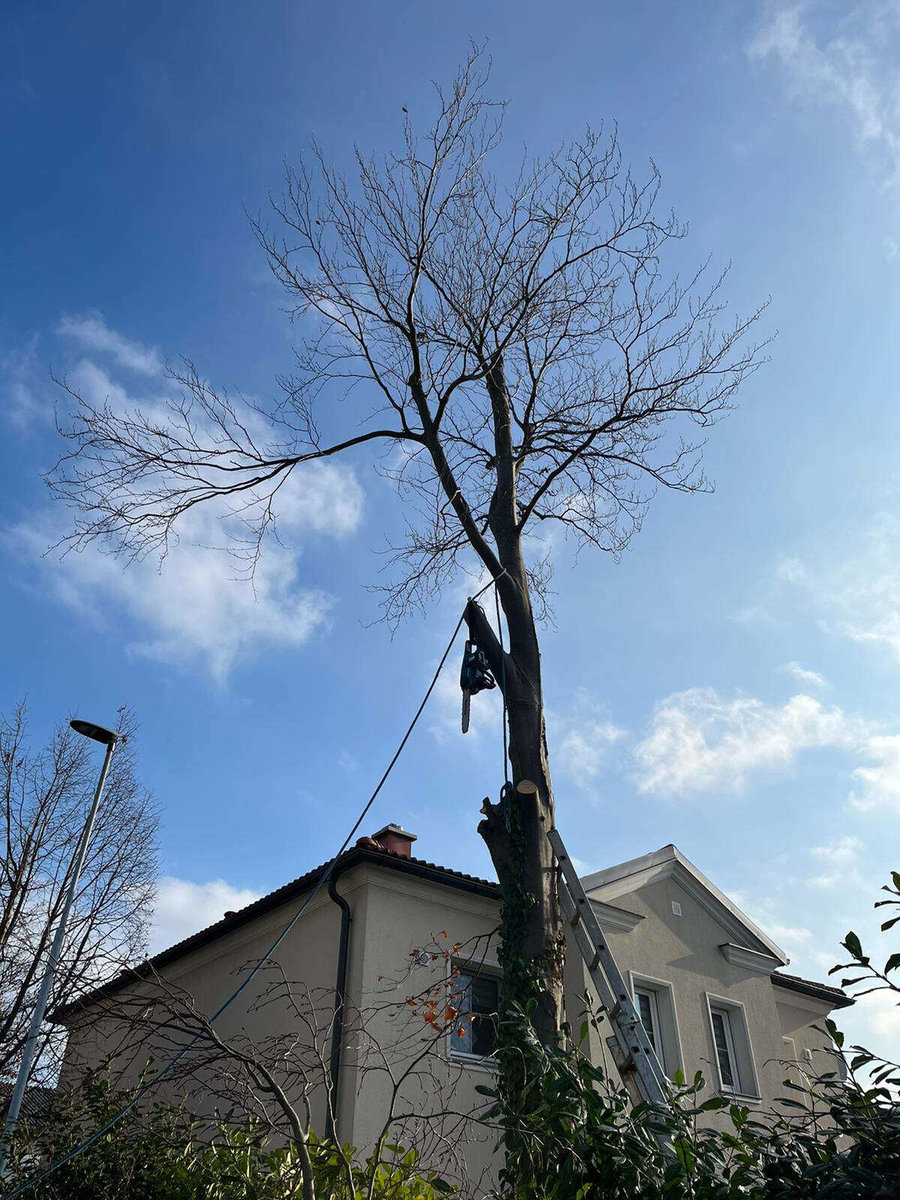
583, 844, 788, 965
52, 847, 499, 1023
772, 973, 854, 1009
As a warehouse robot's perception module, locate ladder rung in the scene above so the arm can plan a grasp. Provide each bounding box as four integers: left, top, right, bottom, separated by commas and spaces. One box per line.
549, 824, 672, 1125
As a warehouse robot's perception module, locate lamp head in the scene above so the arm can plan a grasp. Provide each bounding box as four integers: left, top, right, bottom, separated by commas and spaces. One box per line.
70, 719, 118, 746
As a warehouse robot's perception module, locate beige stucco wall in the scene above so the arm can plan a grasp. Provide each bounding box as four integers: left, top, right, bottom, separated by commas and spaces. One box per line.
59, 857, 840, 1192
61, 871, 349, 1132
587, 875, 835, 1118
337, 868, 500, 1192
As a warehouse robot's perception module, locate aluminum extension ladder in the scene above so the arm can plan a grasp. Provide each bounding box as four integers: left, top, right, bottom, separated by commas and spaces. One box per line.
548, 827, 671, 1113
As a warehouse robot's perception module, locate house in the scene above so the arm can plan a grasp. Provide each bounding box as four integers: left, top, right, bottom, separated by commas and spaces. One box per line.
54, 824, 851, 1193
0, 1083, 55, 1126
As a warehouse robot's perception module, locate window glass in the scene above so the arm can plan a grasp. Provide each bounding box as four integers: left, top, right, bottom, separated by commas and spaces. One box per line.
451, 969, 499, 1058
710, 1008, 739, 1092
635, 990, 658, 1053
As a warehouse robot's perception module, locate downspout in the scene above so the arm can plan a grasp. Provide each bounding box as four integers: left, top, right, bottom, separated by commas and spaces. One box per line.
326, 868, 351, 1143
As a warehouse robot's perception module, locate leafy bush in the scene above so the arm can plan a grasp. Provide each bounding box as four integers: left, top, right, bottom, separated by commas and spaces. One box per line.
9, 873, 900, 1198
5, 1077, 454, 1200
5, 1077, 198, 1200
479, 864, 900, 1200
480, 1003, 900, 1199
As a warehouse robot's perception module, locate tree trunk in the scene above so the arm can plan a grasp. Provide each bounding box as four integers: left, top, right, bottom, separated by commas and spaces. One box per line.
465, 596, 563, 1047
464, 352, 564, 1047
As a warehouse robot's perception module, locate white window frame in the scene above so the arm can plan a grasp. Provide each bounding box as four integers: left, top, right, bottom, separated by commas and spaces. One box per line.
446, 961, 501, 1069
780, 1035, 809, 1098
628, 972, 683, 1079
704, 993, 760, 1101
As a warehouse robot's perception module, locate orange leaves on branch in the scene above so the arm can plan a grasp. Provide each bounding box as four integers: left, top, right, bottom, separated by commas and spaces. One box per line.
422, 1000, 439, 1027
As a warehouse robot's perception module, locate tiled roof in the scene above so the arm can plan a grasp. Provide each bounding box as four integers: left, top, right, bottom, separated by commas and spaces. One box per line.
52, 843, 499, 1021
772, 971, 853, 1008
0, 1083, 55, 1121
52, 839, 852, 1022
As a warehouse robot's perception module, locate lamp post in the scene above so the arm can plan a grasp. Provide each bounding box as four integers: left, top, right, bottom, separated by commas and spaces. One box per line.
0, 719, 119, 1176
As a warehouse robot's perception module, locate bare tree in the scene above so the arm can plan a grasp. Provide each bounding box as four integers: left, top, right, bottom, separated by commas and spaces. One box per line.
48, 49, 765, 1048
64, 933, 502, 1199
0, 703, 157, 1085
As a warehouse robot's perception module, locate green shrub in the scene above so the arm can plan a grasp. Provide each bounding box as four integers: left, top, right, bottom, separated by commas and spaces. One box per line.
6, 1077, 454, 1200
479, 1002, 900, 1199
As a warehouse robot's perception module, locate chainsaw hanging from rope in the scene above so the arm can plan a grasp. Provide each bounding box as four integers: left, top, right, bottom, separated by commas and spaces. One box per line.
459, 639, 496, 733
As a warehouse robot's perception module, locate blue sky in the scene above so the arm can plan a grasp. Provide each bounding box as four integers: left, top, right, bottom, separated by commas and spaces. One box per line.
3, 0, 900, 1059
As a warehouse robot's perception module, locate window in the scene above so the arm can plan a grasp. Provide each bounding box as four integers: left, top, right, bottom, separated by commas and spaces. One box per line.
705, 996, 759, 1099
710, 1007, 740, 1092
449, 967, 500, 1060
781, 1036, 808, 1099
635, 988, 662, 1063
629, 975, 681, 1078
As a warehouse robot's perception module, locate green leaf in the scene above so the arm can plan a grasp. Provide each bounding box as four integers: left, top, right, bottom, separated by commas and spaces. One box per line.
700, 1097, 729, 1111
844, 931, 863, 959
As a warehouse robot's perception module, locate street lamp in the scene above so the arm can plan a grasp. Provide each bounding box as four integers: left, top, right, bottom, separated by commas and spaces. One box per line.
0, 719, 119, 1176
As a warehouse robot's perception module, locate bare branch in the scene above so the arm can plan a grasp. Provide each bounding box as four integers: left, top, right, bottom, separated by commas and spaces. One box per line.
47, 47, 764, 619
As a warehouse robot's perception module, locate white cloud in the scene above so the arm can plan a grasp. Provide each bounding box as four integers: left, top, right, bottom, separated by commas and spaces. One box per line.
842, 989, 900, 1069
784, 661, 829, 689
854, 989, 900, 1039
9, 495, 351, 680
730, 558, 809, 626
337, 749, 358, 773
1, 337, 52, 431
779, 515, 900, 666
571, 855, 598, 877
851, 734, 900, 811
809, 834, 863, 887
5, 314, 367, 679
55, 357, 366, 539
747, 2, 900, 183
634, 687, 865, 797
775, 556, 807, 585
274, 461, 365, 538
551, 689, 626, 789
150, 876, 259, 953
65, 357, 143, 412
725, 888, 814, 961
58, 311, 163, 376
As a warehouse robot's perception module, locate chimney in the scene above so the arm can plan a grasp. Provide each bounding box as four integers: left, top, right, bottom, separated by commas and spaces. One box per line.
370, 823, 417, 859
